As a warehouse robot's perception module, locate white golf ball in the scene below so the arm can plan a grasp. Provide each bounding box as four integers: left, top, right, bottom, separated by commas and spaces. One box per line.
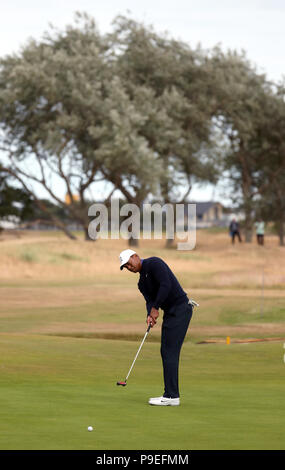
88, 426, 93, 432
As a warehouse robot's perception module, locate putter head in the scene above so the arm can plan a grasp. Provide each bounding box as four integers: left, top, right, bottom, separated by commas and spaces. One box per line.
117, 381, 127, 386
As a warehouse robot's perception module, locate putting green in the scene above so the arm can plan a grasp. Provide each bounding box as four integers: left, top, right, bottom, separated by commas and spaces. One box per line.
0, 333, 284, 450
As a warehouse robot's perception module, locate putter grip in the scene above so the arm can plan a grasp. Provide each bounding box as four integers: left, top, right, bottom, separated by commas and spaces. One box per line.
147, 324, 151, 333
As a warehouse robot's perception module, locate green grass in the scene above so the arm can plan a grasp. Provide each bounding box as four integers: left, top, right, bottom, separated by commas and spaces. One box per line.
193, 295, 285, 327
0, 299, 145, 334
0, 334, 284, 450
219, 300, 285, 324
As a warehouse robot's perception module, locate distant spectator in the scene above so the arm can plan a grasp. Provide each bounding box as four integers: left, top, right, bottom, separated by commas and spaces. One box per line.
255, 219, 265, 245
229, 218, 242, 244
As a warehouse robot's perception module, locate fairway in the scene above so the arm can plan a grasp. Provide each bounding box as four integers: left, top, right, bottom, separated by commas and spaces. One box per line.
0, 230, 285, 449
0, 334, 284, 450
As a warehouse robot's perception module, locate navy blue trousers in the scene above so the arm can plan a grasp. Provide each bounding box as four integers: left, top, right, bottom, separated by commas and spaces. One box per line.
161, 301, 193, 398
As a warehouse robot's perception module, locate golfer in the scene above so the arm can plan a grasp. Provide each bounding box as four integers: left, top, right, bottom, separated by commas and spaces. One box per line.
119, 249, 193, 406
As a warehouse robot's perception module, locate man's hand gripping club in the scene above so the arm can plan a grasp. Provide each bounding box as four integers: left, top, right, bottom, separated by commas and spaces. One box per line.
147, 307, 159, 328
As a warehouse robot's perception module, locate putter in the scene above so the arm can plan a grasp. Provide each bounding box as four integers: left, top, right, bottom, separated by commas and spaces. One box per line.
117, 324, 151, 387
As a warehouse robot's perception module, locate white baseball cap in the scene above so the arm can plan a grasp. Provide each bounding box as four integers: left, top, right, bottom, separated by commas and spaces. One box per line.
119, 249, 137, 270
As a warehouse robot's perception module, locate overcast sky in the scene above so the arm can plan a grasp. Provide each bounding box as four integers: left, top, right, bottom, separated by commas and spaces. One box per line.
1, 0, 284, 82
1, 0, 284, 203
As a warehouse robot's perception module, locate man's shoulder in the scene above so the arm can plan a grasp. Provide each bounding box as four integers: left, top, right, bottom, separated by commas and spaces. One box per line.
144, 256, 165, 265
143, 257, 169, 270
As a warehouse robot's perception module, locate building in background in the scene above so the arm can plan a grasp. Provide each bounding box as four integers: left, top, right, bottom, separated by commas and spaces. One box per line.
186, 201, 229, 228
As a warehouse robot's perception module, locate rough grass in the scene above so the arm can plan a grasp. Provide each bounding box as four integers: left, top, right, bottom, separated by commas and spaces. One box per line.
0, 229, 284, 342
1, 229, 285, 288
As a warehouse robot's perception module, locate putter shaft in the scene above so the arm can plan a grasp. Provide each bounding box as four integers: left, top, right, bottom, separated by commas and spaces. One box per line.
125, 324, 151, 381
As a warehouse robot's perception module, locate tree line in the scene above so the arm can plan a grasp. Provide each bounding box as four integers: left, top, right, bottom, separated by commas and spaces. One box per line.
0, 12, 284, 245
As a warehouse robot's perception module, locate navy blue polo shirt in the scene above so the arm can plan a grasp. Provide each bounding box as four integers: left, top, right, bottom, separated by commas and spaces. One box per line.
138, 257, 188, 315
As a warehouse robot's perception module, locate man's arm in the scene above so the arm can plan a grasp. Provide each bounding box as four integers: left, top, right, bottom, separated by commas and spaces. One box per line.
146, 260, 171, 328
140, 289, 156, 324
146, 300, 152, 316
151, 259, 171, 310
139, 259, 171, 327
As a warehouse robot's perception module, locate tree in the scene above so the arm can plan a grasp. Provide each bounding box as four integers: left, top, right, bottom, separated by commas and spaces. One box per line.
210, 49, 275, 242
0, 13, 222, 245
0, 14, 109, 239
0, 14, 166, 243
3, 13, 281, 249
109, 17, 221, 246
93, 75, 164, 246
251, 84, 285, 245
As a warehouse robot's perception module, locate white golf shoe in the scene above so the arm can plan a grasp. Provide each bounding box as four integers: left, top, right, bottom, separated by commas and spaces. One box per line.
148, 396, 180, 406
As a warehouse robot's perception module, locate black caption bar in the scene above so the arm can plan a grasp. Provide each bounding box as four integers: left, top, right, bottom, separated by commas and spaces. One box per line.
1, 450, 283, 466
